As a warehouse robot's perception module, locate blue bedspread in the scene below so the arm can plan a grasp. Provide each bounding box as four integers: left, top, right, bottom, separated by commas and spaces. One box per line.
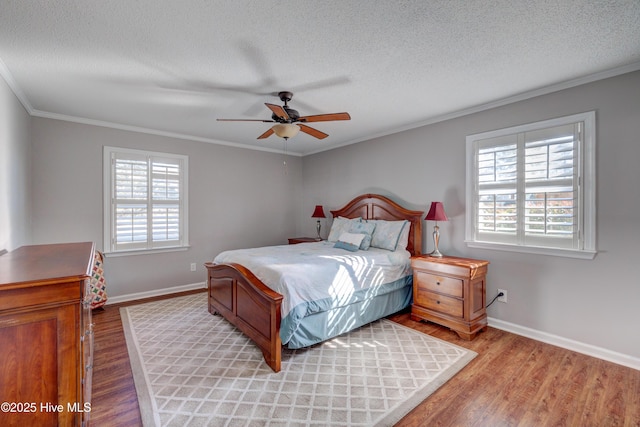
213, 241, 412, 345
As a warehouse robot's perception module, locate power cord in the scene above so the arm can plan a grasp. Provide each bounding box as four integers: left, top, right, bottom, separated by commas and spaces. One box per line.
486, 291, 504, 308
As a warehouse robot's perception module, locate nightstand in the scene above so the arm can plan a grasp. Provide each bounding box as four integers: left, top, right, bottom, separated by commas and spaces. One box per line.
288, 237, 322, 244
410, 255, 489, 340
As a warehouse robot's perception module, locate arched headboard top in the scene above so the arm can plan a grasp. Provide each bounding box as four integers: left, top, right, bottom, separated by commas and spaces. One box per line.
330, 193, 423, 256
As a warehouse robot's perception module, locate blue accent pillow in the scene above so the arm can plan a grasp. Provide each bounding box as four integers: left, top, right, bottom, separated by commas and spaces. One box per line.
349, 221, 376, 250
333, 232, 365, 252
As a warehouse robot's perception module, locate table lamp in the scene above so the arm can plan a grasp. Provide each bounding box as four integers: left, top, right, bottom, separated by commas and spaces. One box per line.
311, 205, 326, 240
425, 201, 448, 257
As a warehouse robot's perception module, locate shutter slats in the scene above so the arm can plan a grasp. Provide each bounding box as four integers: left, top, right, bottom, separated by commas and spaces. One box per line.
114, 159, 148, 200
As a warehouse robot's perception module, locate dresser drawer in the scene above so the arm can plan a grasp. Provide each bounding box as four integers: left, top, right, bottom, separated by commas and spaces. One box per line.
415, 271, 463, 297
415, 290, 463, 318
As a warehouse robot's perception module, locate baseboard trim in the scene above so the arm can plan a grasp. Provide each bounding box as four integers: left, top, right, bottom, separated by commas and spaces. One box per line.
488, 317, 640, 371
106, 282, 207, 305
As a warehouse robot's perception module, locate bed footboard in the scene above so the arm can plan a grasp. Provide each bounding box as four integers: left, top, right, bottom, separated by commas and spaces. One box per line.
204, 262, 283, 372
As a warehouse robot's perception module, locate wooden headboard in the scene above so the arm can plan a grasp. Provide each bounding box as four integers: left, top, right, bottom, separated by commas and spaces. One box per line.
330, 193, 423, 256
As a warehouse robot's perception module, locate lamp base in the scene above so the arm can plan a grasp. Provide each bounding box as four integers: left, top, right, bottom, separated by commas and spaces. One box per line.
430, 224, 444, 257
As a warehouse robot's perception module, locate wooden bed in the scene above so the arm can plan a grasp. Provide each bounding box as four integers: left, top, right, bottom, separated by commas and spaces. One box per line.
204, 193, 423, 372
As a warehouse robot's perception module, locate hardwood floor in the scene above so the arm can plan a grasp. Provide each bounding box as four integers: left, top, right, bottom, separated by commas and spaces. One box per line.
90, 290, 639, 426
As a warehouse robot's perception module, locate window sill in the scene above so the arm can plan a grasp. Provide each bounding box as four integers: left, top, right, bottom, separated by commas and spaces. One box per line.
104, 246, 190, 258
465, 241, 596, 260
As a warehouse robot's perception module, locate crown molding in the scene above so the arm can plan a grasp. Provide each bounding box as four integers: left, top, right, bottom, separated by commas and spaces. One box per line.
30, 109, 302, 156
0, 57, 34, 114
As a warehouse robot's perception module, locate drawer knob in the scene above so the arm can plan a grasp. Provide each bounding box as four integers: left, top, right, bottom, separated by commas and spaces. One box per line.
436, 281, 441, 285
436, 300, 441, 304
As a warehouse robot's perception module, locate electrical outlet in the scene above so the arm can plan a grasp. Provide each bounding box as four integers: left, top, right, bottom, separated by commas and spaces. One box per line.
497, 289, 507, 303
190, 262, 197, 272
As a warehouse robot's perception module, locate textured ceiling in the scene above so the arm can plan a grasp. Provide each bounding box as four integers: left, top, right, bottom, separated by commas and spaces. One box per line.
1, 1, 639, 155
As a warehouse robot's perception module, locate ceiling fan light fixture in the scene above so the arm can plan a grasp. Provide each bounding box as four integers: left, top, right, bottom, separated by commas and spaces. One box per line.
272, 123, 300, 139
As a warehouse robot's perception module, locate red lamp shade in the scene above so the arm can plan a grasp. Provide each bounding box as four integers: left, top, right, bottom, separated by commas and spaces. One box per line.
425, 202, 448, 222
311, 205, 326, 218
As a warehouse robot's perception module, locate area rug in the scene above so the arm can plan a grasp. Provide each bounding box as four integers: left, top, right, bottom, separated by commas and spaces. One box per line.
121, 293, 476, 427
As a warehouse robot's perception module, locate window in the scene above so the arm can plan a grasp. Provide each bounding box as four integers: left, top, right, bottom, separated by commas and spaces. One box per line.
465, 112, 596, 259
103, 146, 188, 255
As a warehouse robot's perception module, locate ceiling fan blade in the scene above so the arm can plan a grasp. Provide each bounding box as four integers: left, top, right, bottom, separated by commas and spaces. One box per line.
216, 118, 275, 122
265, 103, 290, 120
257, 128, 274, 139
298, 124, 328, 140
297, 112, 351, 122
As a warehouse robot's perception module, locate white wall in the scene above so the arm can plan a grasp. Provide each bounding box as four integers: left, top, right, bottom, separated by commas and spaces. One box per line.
0, 75, 31, 252
30, 118, 304, 298
301, 71, 640, 360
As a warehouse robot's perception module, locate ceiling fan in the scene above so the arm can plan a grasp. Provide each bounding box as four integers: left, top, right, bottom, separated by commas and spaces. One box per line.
217, 91, 351, 140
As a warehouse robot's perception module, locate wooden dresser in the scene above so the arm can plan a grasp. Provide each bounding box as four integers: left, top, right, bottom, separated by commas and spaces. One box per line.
0, 242, 95, 426
411, 255, 489, 340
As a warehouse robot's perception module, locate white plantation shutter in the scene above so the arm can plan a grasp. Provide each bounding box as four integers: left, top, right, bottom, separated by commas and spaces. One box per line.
466, 112, 596, 259
476, 135, 518, 243
150, 157, 181, 245
113, 153, 148, 249
104, 147, 189, 253
523, 125, 578, 248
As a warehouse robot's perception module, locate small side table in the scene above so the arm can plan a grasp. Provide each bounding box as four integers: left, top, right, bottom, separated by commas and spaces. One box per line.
288, 237, 322, 244
410, 255, 489, 340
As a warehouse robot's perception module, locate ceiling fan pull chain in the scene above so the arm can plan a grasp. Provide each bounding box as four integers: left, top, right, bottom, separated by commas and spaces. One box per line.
283, 139, 288, 175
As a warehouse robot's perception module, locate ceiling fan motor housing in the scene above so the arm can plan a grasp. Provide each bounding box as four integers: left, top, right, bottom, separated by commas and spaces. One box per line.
273, 107, 300, 122
273, 91, 299, 121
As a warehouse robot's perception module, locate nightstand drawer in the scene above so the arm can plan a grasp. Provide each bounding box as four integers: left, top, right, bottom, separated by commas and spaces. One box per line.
416, 290, 463, 318
415, 271, 463, 297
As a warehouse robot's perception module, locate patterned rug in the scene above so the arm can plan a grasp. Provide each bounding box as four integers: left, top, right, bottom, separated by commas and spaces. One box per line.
120, 293, 476, 427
